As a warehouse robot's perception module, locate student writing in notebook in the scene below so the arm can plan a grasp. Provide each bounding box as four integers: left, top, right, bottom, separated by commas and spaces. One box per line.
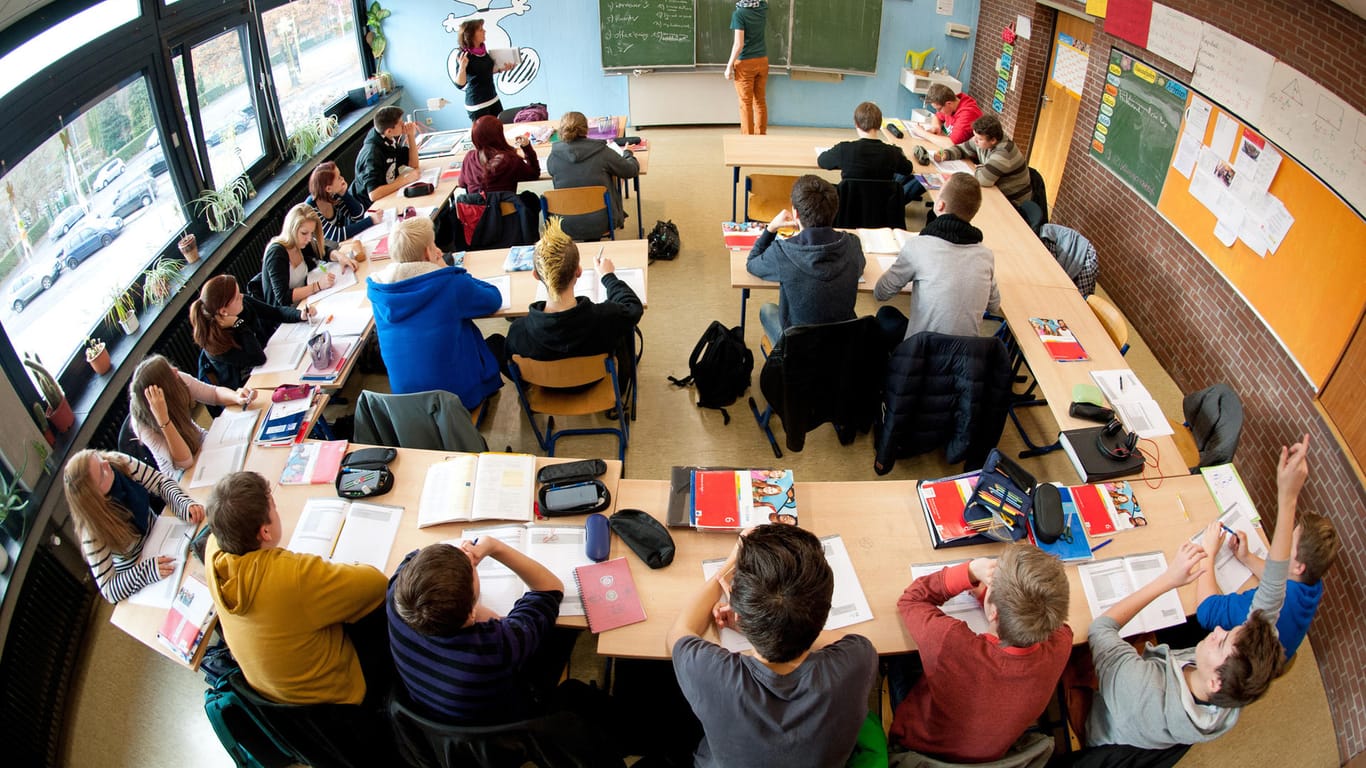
932, 113, 1033, 206
205, 471, 386, 705
888, 544, 1071, 762
668, 524, 877, 768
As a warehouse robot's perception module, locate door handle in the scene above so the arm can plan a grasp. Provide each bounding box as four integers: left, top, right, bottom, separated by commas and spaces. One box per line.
1042, 95, 1053, 104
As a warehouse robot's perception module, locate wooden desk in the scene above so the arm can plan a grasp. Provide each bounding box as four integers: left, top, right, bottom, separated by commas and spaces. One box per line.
110, 445, 623, 668
464, 238, 650, 317
369, 155, 464, 213
597, 473, 1250, 659
722, 132, 854, 220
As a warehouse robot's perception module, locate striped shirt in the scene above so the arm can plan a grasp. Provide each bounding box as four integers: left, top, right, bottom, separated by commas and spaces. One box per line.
386, 553, 561, 724
942, 137, 1033, 205
80, 456, 196, 603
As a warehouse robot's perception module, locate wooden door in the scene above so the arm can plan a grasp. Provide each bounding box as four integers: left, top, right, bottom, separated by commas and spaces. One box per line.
1031, 13, 1095, 201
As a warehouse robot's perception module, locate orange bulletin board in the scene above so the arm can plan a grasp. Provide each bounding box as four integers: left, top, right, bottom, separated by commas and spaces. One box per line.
1155, 102, 1366, 388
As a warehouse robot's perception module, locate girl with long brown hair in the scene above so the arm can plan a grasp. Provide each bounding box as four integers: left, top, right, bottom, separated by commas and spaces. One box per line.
306, 161, 380, 243
127, 354, 256, 477
64, 449, 203, 603
190, 274, 309, 391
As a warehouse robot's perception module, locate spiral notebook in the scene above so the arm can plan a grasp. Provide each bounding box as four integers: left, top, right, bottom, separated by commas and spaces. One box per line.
573, 557, 645, 634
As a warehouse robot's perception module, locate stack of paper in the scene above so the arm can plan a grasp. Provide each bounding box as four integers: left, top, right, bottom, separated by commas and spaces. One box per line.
1090, 370, 1173, 439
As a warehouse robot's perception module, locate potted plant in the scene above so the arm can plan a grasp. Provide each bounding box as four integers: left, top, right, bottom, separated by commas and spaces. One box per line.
366, 2, 391, 66
287, 114, 340, 164
107, 285, 140, 334
86, 337, 111, 375
178, 229, 199, 264
21, 353, 74, 433
29, 403, 54, 447
142, 257, 185, 305
0, 449, 38, 571
190, 175, 253, 232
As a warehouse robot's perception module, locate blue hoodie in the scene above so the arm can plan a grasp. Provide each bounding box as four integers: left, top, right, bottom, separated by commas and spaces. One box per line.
1197, 577, 1322, 658
367, 262, 502, 409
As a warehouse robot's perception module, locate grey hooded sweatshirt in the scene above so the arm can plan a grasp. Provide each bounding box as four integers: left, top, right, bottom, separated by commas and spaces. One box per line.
545, 138, 640, 240
745, 227, 866, 331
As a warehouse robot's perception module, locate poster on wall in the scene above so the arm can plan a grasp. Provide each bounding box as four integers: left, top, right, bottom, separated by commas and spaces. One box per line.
1260, 62, 1366, 217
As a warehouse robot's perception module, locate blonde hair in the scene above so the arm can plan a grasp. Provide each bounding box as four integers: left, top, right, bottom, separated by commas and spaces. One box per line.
990, 544, 1069, 646
63, 449, 140, 553
559, 111, 589, 142
270, 204, 325, 262
534, 217, 579, 294
389, 217, 436, 264
128, 356, 202, 457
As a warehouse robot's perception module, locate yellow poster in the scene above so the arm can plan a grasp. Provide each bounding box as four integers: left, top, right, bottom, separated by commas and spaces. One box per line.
1086, 0, 1108, 17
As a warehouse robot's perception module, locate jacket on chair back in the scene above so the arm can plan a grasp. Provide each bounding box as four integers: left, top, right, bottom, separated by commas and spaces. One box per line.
759, 316, 883, 452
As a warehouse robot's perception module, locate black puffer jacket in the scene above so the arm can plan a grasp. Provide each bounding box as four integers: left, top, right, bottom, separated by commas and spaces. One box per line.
759, 316, 882, 453
874, 331, 1012, 473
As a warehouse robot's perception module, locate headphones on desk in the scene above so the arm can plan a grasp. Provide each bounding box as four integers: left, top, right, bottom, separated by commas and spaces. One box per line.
1096, 419, 1139, 461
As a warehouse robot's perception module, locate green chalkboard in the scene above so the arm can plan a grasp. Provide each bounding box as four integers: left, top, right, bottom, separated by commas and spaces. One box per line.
599, 0, 697, 68
696, 0, 790, 67
1089, 49, 1187, 206
790, 0, 880, 73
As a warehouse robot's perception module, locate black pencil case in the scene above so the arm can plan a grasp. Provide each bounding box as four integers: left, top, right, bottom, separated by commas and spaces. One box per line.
537, 459, 607, 485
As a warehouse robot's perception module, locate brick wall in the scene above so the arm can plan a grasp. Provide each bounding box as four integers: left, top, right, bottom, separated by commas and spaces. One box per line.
976, 0, 1366, 760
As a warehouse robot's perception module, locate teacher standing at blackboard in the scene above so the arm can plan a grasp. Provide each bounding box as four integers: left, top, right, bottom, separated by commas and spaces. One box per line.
725, 0, 769, 135
454, 20, 511, 122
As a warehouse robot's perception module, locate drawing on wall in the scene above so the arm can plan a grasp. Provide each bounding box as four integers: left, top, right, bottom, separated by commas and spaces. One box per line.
443, 0, 541, 97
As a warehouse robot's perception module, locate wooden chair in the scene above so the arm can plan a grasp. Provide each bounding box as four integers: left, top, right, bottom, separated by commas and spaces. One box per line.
744, 173, 799, 223
540, 186, 614, 240
508, 353, 629, 461
1086, 294, 1130, 355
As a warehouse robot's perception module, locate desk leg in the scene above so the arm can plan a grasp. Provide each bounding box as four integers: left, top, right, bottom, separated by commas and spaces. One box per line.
740, 287, 750, 338
732, 167, 740, 222
634, 177, 643, 239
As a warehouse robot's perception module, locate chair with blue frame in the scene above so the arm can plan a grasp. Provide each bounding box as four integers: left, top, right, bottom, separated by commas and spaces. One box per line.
508, 353, 629, 462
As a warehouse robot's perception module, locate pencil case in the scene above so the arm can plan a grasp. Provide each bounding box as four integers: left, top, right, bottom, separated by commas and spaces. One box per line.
963, 449, 1033, 542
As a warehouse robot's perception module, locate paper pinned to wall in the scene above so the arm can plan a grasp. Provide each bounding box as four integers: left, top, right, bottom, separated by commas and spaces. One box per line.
1184, 96, 1212, 140
1146, 4, 1202, 72
1210, 112, 1239, 160
1172, 133, 1199, 178
1260, 61, 1366, 216
1192, 25, 1275, 125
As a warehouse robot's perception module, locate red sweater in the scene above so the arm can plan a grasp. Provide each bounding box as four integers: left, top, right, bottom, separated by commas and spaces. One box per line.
889, 562, 1072, 762
459, 142, 540, 194
937, 93, 983, 145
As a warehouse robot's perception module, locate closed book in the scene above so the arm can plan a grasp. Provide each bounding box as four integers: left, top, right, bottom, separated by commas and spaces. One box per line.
691, 470, 741, 530
279, 440, 348, 485
573, 558, 645, 633
1059, 427, 1145, 482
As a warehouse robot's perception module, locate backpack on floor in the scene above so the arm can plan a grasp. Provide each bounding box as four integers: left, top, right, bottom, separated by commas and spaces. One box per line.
669, 321, 752, 421
202, 644, 294, 768
647, 219, 681, 261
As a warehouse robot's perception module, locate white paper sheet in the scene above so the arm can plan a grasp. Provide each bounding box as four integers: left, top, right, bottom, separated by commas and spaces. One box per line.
1172, 133, 1199, 178
1184, 97, 1213, 142
1193, 25, 1275, 125
1146, 5, 1202, 72
188, 443, 249, 489
480, 273, 512, 311
1210, 113, 1239, 161
909, 561, 990, 634
125, 516, 196, 608
1200, 464, 1260, 523
287, 499, 347, 558
330, 502, 402, 571
252, 340, 307, 375
471, 453, 536, 522
304, 265, 358, 305
1261, 61, 1366, 215
1187, 505, 1270, 594
1078, 552, 1185, 637
455, 524, 592, 617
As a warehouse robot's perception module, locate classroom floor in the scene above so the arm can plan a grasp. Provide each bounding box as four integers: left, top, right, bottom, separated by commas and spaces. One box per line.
62, 126, 1340, 766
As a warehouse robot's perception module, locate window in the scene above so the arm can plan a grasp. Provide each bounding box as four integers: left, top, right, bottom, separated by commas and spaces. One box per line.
0, 0, 140, 101
177, 27, 265, 188
0, 77, 185, 366
263, 0, 365, 137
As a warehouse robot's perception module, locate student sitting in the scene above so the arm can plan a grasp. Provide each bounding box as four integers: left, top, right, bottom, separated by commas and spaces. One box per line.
367, 217, 503, 409
817, 101, 919, 202
127, 354, 256, 478
63, 449, 204, 604
1085, 435, 1307, 751
260, 204, 359, 307
545, 111, 640, 241
503, 217, 643, 394
206, 471, 387, 705
933, 113, 1032, 205
306, 161, 381, 243
668, 524, 878, 768
1196, 494, 1338, 660
387, 540, 567, 723
889, 545, 1071, 762
874, 172, 1001, 348
460, 114, 540, 196
191, 274, 313, 391
745, 174, 865, 343
354, 105, 420, 207
925, 83, 984, 145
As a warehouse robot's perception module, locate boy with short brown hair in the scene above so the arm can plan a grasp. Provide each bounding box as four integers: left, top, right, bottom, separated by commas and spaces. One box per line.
933, 113, 1033, 204
817, 100, 919, 201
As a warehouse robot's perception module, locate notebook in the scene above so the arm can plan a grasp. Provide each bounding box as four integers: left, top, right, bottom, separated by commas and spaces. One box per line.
573, 557, 646, 633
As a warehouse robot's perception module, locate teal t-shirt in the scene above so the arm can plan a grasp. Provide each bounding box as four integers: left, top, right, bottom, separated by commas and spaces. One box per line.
730, 3, 768, 60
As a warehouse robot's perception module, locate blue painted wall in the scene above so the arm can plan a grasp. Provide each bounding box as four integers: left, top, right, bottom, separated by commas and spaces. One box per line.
384, 0, 978, 131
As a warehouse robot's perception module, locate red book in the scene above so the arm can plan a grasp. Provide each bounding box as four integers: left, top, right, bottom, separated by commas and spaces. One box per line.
918, 472, 980, 542
1029, 317, 1089, 362
691, 470, 740, 530
372, 236, 389, 256
574, 558, 646, 633
1069, 483, 1118, 536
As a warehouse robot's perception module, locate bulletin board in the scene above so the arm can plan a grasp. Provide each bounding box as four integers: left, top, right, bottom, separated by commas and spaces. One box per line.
1155, 101, 1366, 388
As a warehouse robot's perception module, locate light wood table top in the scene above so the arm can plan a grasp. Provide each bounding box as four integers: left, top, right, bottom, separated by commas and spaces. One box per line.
111, 444, 623, 668
464, 238, 649, 315
721, 132, 855, 169
596, 473, 1254, 659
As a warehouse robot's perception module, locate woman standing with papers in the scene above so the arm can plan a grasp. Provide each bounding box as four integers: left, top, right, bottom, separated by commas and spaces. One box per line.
63, 449, 204, 603
725, 0, 769, 135
191, 275, 312, 391
128, 355, 256, 477
453, 19, 513, 122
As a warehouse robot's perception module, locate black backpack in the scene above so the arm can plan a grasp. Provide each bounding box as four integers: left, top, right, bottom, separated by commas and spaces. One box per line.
647, 219, 681, 261
669, 321, 753, 421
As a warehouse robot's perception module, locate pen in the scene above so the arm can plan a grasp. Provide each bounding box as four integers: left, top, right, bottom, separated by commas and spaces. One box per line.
1092, 539, 1114, 552
1220, 523, 1238, 538
1177, 494, 1190, 521
325, 314, 334, 324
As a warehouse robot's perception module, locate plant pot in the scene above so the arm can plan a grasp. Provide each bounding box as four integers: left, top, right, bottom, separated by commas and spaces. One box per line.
179, 234, 199, 264
88, 347, 112, 375
119, 315, 139, 335
46, 397, 75, 433
42, 427, 55, 447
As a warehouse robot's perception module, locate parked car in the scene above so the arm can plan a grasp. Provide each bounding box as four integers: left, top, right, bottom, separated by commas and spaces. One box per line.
147, 154, 168, 176
145, 132, 160, 151
94, 158, 126, 190
57, 216, 124, 270
106, 175, 156, 219
51, 206, 86, 236
7, 259, 62, 313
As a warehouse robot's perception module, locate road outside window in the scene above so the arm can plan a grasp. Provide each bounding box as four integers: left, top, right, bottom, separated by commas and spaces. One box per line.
180, 28, 265, 189
264, 0, 364, 137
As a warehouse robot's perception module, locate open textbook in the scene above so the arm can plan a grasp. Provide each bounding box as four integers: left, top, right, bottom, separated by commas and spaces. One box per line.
417, 453, 537, 527
126, 516, 196, 609
534, 268, 646, 305
286, 498, 403, 571
187, 408, 260, 489
1077, 551, 1186, 636
909, 561, 990, 634
699, 534, 873, 652
452, 524, 592, 616
1090, 369, 1173, 439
